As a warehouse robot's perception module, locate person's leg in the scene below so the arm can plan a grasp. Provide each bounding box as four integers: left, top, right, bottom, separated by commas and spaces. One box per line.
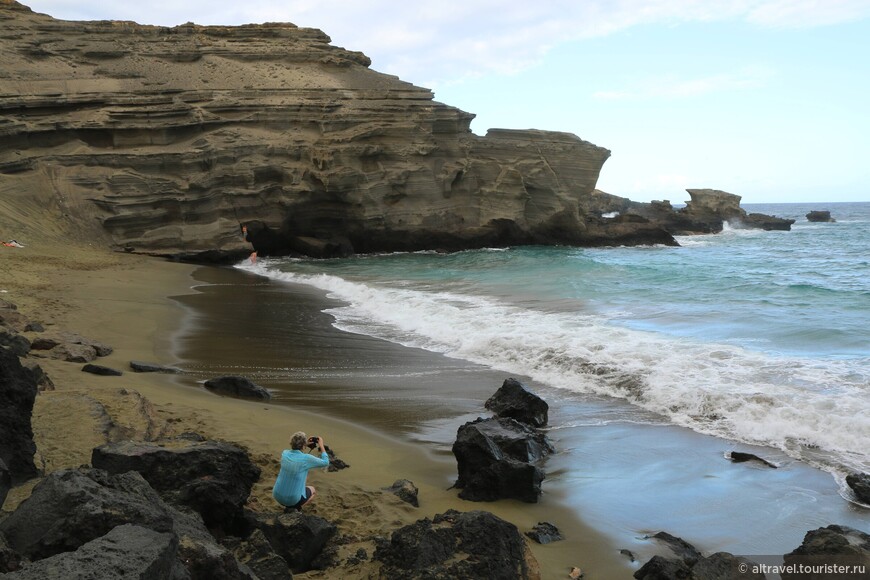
299, 485, 316, 507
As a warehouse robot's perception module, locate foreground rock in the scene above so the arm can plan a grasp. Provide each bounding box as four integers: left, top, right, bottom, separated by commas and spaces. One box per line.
2, 524, 178, 580
634, 532, 764, 580
485, 377, 549, 428
452, 416, 553, 502
374, 509, 539, 579
782, 525, 870, 579
0, 346, 39, 483
245, 510, 337, 574
204, 375, 272, 400
845, 472, 870, 504
0, 467, 251, 578
91, 439, 262, 534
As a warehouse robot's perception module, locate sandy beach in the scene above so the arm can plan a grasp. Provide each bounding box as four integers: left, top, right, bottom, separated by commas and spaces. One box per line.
0, 237, 633, 578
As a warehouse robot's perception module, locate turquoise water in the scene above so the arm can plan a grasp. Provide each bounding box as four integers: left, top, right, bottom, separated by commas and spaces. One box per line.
240, 202, 870, 478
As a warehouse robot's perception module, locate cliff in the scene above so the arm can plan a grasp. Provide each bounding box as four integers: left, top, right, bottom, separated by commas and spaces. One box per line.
1, 1, 681, 261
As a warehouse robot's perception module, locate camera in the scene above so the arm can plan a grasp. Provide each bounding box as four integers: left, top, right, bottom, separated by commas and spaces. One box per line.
306, 436, 319, 449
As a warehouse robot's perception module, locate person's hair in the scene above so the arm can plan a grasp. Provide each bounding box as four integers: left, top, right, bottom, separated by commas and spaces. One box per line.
290, 431, 307, 451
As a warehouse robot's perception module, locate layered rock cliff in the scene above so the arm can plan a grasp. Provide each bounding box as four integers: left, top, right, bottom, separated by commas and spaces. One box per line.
2, 1, 673, 260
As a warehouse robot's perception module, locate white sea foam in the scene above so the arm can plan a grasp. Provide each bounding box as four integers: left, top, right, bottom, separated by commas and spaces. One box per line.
239, 259, 870, 474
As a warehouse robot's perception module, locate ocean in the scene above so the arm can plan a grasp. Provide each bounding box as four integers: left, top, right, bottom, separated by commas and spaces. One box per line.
229, 200, 869, 556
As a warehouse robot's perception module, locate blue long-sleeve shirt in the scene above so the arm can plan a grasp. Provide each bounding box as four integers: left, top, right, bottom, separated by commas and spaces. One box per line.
272, 449, 329, 506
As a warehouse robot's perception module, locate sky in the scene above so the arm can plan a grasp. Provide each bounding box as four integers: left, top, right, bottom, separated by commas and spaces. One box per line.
21, 1, 870, 204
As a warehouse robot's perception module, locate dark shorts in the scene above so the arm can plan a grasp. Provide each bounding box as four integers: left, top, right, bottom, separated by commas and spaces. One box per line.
286, 486, 313, 511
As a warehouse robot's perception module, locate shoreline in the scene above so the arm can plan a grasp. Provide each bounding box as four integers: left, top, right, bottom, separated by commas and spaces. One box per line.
173, 260, 869, 564
1, 242, 632, 578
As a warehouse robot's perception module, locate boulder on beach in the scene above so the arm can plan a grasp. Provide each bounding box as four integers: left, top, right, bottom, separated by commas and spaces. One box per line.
452, 416, 553, 503
81, 363, 123, 376
386, 479, 420, 507
203, 375, 272, 400
0, 347, 38, 483
129, 360, 182, 374
374, 509, 539, 580
92, 439, 262, 535
484, 377, 549, 428
525, 522, 563, 544
29, 332, 113, 358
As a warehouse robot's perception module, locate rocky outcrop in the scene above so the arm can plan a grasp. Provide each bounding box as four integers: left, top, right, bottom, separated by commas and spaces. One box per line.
0, 346, 38, 483
782, 525, 870, 580
452, 416, 553, 503
0, 1, 644, 261
619, 189, 795, 234
374, 509, 539, 579
485, 377, 549, 428
204, 375, 272, 400
807, 210, 835, 222
91, 438, 262, 534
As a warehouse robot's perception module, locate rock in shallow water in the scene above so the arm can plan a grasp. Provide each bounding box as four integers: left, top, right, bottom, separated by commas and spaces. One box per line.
452, 416, 553, 503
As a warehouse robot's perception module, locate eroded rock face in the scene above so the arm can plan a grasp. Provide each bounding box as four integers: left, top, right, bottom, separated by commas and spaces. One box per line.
0, 2, 626, 260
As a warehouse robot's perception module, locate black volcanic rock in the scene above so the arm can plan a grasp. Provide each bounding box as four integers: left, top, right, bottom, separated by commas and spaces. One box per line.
91, 439, 261, 534
81, 363, 123, 376
204, 375, 272, 400
485, 378, 549, 428
782, 525, 870, 580
0, 524, 178, 580
0, 467, 250, 577
0, 347, 38, 483
375, 509, 537, 579
452, 416, 553, 503
846, 472, 870, 504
